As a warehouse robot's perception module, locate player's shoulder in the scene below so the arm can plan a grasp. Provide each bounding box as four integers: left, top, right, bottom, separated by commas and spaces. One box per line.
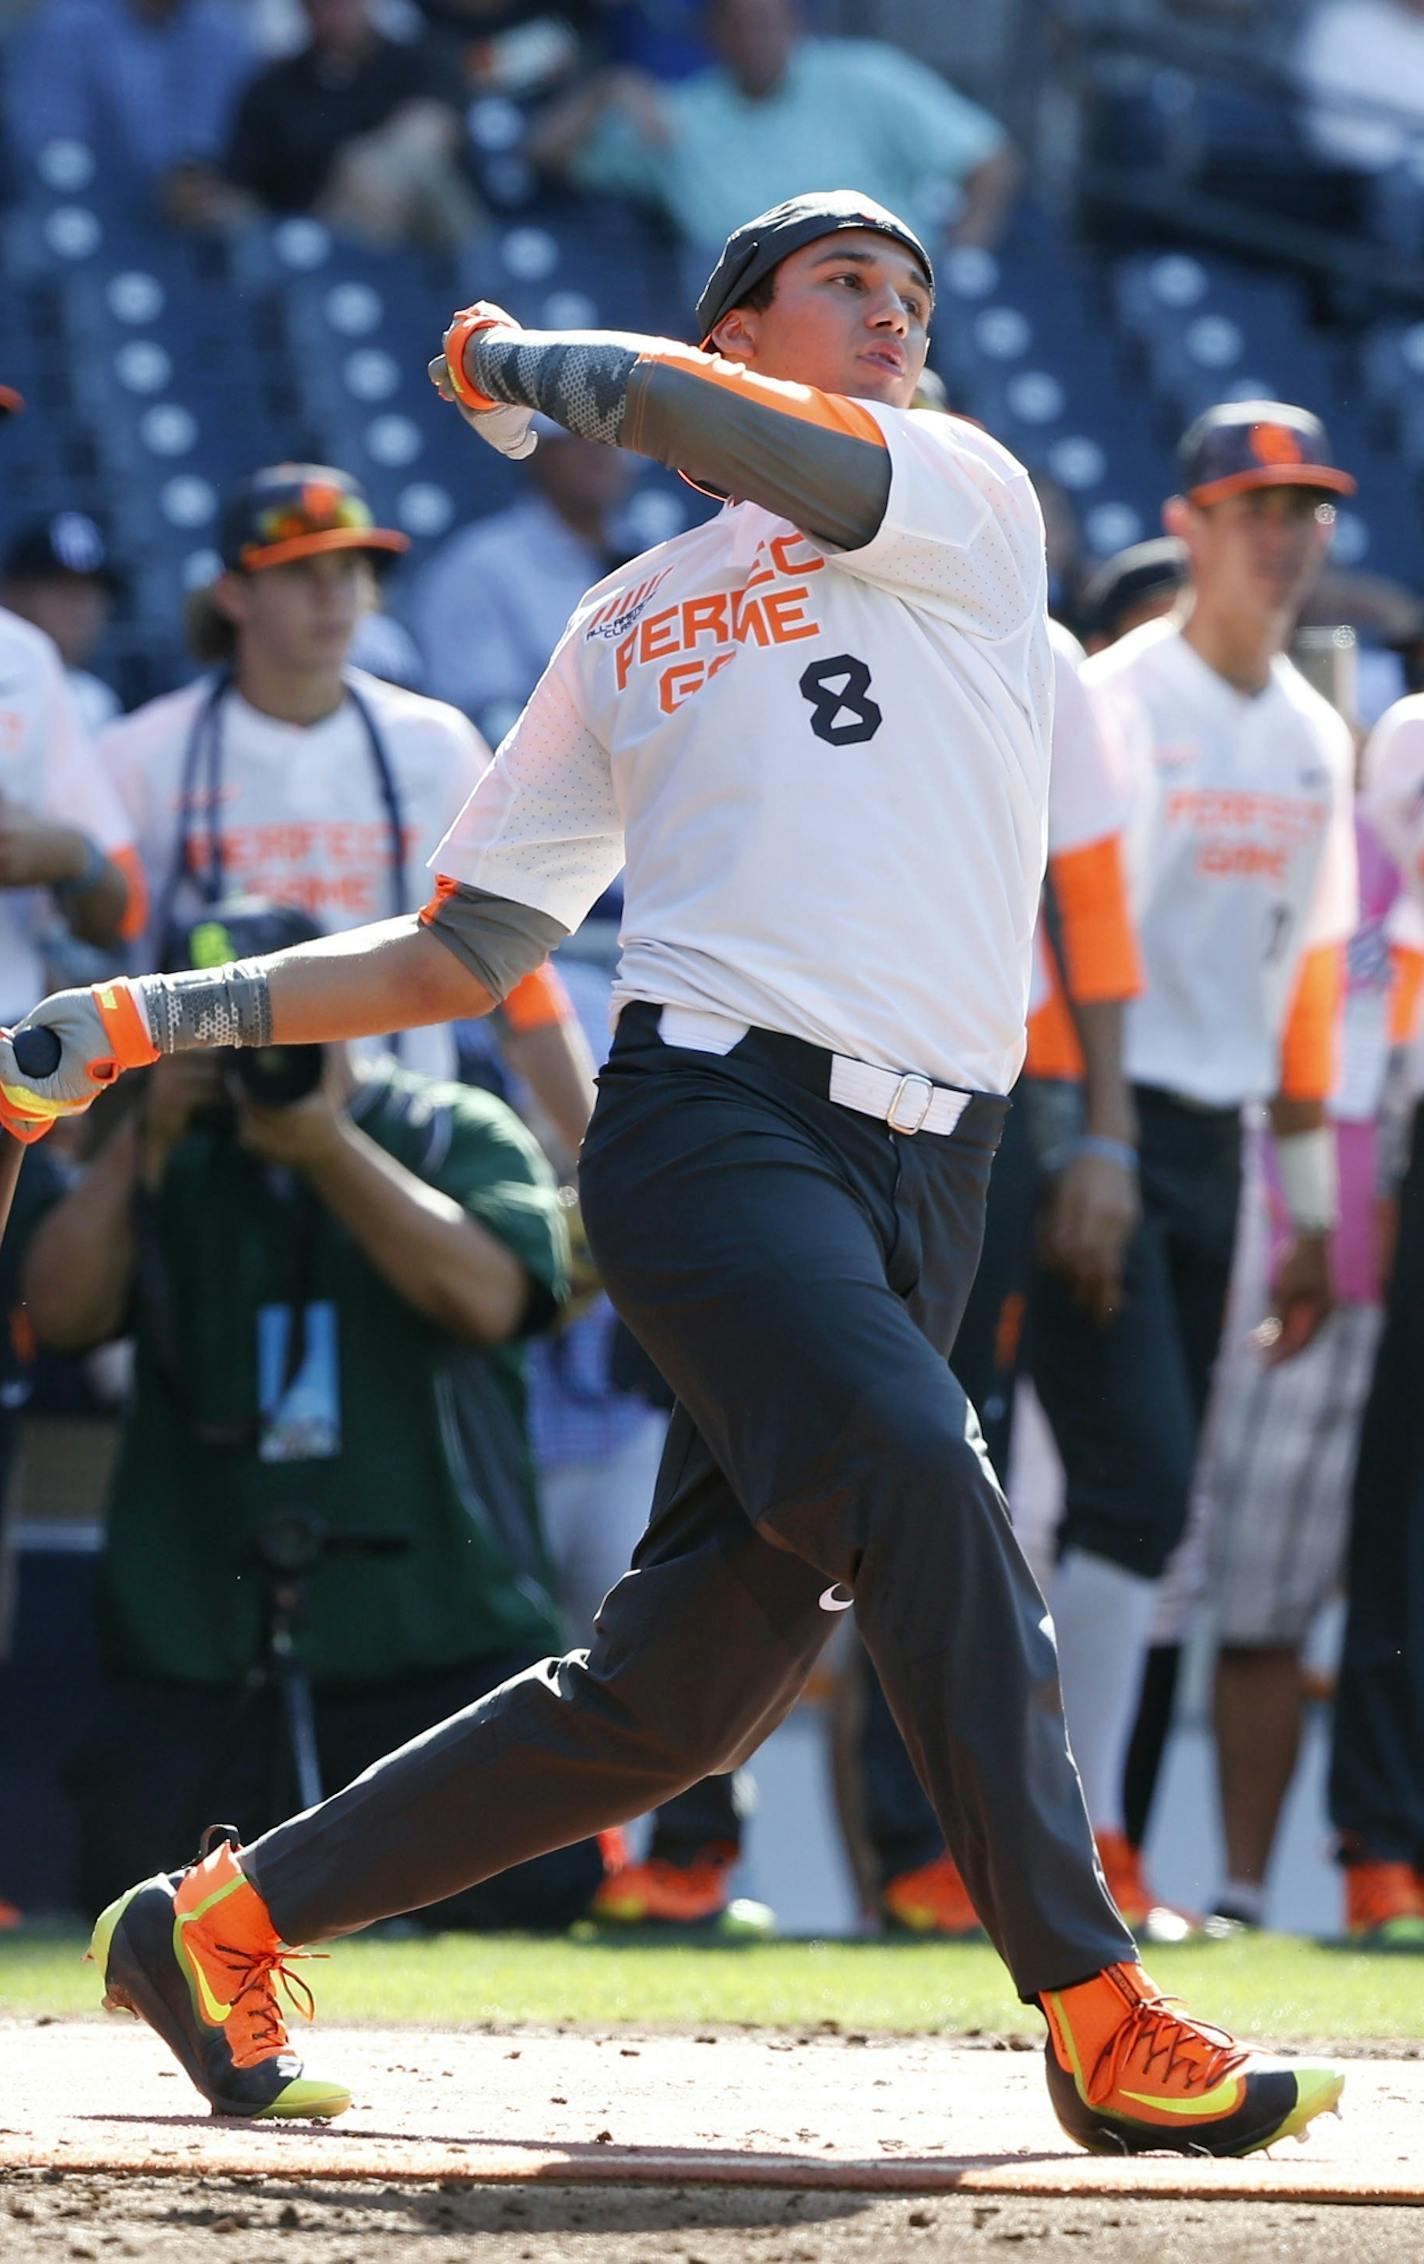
868, 402, 1033, 488
96, 672, 208, 763
1079, 614, 1177, 691
344, 667, 489, 764
1366, 689, 1424, 755
0, 602, 64, 692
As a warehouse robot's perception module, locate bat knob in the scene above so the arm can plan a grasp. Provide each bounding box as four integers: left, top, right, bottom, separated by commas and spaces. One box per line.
13, 1026, 62, 1079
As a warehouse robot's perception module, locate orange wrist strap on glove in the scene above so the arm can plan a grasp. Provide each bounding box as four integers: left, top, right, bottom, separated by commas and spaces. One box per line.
442, 301, 515, 415
88, 981, 162, 1081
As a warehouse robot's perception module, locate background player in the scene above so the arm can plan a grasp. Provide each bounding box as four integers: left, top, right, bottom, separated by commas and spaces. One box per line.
1032, 405, 1359, 1926
0, 196, 1344, 2158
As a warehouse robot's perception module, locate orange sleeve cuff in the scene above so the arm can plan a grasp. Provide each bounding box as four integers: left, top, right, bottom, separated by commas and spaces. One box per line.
1389, 943, 1424, 1047
418, 874, 458, 927
1048, 835, 1141, 1005
1278, 942, 1344, 1102
111, 844, 149, 944
502, 962, 573, 1033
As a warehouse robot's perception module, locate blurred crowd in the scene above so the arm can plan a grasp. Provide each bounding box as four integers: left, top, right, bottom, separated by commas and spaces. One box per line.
1, 0, 1424, 1952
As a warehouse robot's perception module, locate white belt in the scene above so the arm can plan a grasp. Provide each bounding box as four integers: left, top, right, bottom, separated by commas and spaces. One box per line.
656, 1006, 970, 1137
828, 1056, 970, 1136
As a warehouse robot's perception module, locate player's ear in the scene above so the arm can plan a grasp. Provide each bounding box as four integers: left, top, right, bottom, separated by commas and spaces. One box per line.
1161, 495, 1190, 540
211, 570, 251, 631
710, 305, 759, 363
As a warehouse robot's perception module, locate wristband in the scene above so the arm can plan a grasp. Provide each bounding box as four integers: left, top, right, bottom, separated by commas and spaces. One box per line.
442, 302, 512, 415
1274, 1125, 1338, 1232
136, 960, 273, 1054
1073, 1133, 1138, 1172
53, 834, 107, 901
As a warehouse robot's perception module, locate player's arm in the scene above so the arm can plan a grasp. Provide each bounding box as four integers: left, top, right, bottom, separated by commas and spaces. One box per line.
0, 891, 566, 1144
1037, 833, 1142, 1322
1261, 942, 1344, 1364
433, 307, 892, 550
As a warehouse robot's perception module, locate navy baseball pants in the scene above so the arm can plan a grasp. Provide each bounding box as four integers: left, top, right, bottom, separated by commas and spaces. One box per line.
247, 1005, 1133, 1999
1329, 1098, 1424, 1866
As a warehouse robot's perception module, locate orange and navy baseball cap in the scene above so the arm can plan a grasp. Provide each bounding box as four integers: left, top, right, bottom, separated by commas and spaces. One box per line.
694, 190, 934, 345
1178, 401, 1356, 507
219, 463, 409, 573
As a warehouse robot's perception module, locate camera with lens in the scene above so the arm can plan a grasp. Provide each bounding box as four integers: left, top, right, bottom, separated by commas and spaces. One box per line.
161, 897, 327, 1111
226, 1041, 324, 1109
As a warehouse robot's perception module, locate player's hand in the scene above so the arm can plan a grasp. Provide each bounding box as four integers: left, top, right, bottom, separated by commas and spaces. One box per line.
235, 1073, 347, 1173
1039, 1147, 1139, 1326
0, 981, 158, 1144
1257, 1229, 1333, 1366
0, 801, 93, 891
429, 299, 537, 459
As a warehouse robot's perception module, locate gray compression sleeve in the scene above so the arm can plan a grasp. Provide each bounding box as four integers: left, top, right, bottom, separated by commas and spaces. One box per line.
467, 332, 890, 549
136, 961, 273, 1052
423, 883, 569, 1003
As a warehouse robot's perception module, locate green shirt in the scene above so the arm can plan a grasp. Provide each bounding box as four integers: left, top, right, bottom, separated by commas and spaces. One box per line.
99, 1062, 570, 1687
571, 39, 1006, 253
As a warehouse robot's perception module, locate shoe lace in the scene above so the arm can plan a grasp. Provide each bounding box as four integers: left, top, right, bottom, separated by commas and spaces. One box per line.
1093, 1991, 1244, 2106
214, 1939, 327, 2067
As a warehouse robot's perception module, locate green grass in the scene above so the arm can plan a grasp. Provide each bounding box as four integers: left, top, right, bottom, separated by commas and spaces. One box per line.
3, 1925, 1421, 2041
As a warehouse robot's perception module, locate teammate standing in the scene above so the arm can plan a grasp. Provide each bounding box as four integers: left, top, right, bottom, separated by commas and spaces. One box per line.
0, 199, 1344, 2155
1328, 688, 1424, 1939
96, 461, 595, 1148
1032, 405, 1359, 1923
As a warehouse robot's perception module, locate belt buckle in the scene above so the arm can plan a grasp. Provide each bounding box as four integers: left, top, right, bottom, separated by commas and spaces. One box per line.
886, 1071, 934, 1135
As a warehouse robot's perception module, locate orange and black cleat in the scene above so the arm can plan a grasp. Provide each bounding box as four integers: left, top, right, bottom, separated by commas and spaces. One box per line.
87, 1825, 350, 2120
882, 1851, 984, 1939
1041, 1962, 1344, 2156
588, 1838, 773, 1938
1345, 1861, 1424, 1945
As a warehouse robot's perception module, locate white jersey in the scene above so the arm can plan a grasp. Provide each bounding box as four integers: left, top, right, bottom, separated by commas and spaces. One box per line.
1085, 618, 1357, 1108
433, 405, 1053, 1096
1027, 619, 1135, 1018
0, 606, 137, 1023
1362, 693, 1424, 1100
101, 667, 489, 1078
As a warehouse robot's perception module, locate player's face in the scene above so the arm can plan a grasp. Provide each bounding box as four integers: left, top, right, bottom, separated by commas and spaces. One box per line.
717, 231, 932, 407
1178, 487, 1333, 624
220, 550, 374, 673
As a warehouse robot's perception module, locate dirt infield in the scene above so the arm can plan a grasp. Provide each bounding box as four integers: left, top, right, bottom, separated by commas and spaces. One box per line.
2, 2018, 1421, 2259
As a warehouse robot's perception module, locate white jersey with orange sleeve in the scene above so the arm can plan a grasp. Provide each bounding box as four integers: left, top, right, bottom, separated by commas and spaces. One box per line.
431, 404, 1053, 1097
1025, 620, 1141, 1077
0, 605, 145, 1024
1083, 617, 1358, 1108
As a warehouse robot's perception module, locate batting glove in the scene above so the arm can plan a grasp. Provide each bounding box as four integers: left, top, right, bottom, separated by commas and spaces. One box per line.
429, 299, 538, 461
0, 979, 158, 1143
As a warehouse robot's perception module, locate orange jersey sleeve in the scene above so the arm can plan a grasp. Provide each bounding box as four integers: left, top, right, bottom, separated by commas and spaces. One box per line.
1277, 941, 1344, 1102
1048, 834, 1141, 1007
111, 844, 149, 944
501, 961, 573, 1033
1389, 941, 1424, 1047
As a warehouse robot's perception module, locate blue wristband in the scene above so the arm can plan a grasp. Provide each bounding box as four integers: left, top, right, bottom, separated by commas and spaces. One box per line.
52, 834, 106, 901
1073, 1133, 1138, 1172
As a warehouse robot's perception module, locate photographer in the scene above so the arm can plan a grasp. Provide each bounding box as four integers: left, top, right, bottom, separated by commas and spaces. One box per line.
19, 900, 603, 1929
